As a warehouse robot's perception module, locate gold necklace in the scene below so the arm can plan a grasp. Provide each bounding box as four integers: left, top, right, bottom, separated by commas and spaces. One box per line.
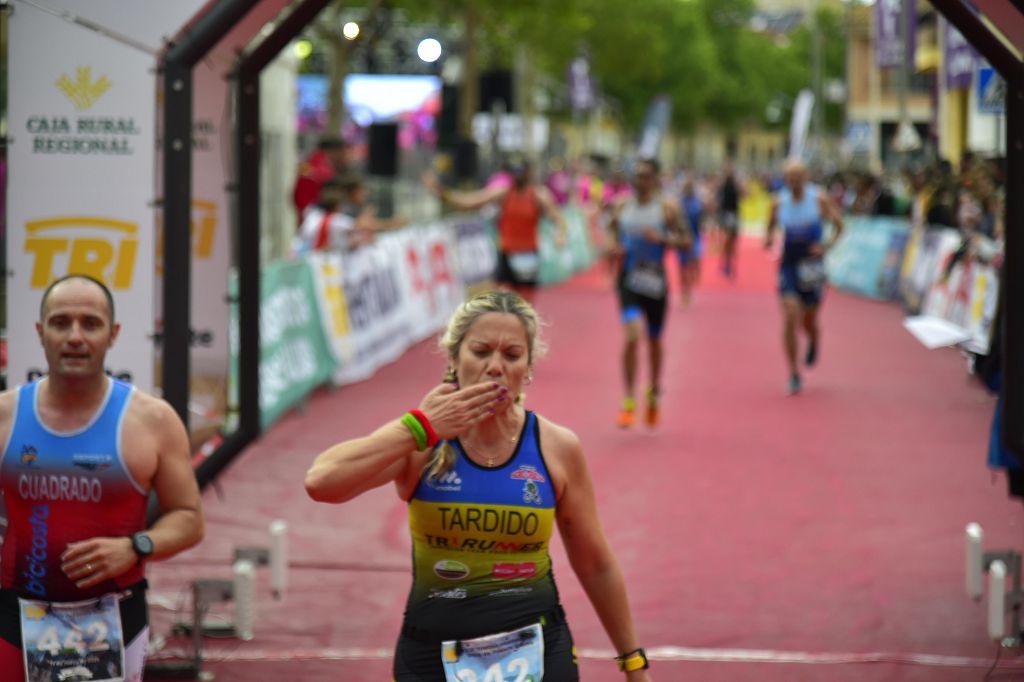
468, 427, 519, 467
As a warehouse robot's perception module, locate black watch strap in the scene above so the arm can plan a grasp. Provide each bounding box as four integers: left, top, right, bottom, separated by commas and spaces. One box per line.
130, 532, 154, 558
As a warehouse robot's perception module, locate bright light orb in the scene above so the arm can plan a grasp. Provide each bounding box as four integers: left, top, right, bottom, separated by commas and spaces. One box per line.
343, 22, 360, 40
293, 39, 313, 60
417, 38, 442, 63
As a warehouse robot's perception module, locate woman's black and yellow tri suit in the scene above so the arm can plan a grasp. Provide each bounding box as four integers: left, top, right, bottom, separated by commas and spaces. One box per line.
394, 410, 578, 680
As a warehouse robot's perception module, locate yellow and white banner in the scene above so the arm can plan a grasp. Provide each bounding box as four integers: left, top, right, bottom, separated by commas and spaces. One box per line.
6, 0, 205, 390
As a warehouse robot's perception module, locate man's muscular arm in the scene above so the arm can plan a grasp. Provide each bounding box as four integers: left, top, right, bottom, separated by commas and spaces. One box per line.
61, 395, 204, 590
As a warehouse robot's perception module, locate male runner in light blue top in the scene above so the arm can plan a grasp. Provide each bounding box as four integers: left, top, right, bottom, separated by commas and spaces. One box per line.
765, 159, 844, 394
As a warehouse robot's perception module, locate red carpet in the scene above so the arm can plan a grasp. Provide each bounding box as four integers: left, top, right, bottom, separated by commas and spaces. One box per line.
147, 237, 1023, 681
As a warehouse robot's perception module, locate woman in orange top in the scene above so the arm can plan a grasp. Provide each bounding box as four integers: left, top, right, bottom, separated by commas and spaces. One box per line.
426, 161, 567, 303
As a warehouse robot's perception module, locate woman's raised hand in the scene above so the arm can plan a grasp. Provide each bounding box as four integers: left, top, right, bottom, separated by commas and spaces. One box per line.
418, 381, 508, 440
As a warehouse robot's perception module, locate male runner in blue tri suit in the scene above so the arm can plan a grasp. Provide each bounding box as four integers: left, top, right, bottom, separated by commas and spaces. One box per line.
608, 158, 690, 427
765, 159, 845, 394
0, 275, 204, 681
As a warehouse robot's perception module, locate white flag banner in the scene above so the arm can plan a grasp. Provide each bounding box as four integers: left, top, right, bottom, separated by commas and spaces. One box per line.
6, 0, 206, 391
788, 89, 815, 160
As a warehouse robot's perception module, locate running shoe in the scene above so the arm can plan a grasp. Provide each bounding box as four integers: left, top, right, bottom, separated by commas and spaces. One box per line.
788, 373, 802, 395
644, 389, 659, 428
617, 396, 636, 429
805, 340, 818, 367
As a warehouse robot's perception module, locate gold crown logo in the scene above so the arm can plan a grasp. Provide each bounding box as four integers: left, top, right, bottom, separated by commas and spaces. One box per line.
56, 66, 111, 111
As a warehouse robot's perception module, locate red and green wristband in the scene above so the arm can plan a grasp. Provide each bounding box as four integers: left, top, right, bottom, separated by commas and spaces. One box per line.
409, 410, 439, 447
401, 410, 439, 451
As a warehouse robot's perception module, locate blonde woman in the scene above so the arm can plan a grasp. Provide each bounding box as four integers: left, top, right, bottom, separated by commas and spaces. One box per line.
306, 290, 652, 681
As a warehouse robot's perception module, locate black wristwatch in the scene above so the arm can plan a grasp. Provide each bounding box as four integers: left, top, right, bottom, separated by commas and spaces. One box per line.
130, 532, 154, 559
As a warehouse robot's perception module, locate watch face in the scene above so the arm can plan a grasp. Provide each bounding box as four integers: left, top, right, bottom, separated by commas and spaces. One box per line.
134, 533, 154, 556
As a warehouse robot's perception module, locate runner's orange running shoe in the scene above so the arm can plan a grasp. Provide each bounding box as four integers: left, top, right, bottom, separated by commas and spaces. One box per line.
616, 396, 636, 429
645, 389, 659, 428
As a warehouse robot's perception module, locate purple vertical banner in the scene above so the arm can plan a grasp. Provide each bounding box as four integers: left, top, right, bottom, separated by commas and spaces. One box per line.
875, 0, 915, 68
944, 19, 976, 90
567, 55, 595, 113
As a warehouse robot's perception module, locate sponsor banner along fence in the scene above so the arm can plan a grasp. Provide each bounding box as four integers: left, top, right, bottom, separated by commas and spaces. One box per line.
825, 216, 999, 355
253, 260, 338, 429
899, 227, 967, 314
242, 208, 595, 429
826, 216, 911, 300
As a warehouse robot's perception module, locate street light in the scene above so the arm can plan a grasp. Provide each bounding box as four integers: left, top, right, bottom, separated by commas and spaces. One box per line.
417, 37, 442, 63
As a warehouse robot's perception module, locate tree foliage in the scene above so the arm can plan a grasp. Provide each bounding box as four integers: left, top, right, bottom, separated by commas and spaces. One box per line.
308, 0, 848, 134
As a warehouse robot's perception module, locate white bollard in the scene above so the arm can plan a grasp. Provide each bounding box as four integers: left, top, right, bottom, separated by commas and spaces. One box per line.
989, 560, 1007, 640
966, 523, 984, 600
269, 520, 288, 600
233, 559, 256, 641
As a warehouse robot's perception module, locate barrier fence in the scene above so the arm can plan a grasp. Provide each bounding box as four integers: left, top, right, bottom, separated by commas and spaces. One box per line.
235, 207, 595, 430
826, 216, 1000, 355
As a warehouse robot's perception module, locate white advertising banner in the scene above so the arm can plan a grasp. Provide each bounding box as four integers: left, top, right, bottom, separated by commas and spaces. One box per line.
5, 0, 207, 391
306, 225, 465, 388
396, 224, 464, 343
331, 236, 414, 386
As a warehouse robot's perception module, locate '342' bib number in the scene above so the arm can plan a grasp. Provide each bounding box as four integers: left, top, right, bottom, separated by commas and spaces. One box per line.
441, 622, 544, 682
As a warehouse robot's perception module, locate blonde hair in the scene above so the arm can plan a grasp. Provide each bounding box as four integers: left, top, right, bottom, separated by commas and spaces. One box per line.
424, 290, 545, 481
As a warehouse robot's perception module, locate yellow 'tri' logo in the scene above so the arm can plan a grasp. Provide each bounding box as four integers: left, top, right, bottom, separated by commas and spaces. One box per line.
24, 217, 138, 290
56, 66, 111, 111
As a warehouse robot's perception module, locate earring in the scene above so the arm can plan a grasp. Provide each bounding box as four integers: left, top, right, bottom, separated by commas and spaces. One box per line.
523, 373, 533, 386
443, 367, 457, 384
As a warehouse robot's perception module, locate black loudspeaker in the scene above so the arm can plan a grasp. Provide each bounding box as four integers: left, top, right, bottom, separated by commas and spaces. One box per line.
454, 138, 477, 180
439, 84, 459, 148
367, 122, 399, 177
479, 69, 514, 113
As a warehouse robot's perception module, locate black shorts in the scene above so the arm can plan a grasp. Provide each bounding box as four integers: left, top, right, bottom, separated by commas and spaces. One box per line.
720, 211, 739, 235
393, 610, 579, 681
617, 272, 668, 339
494, 251, 540, 288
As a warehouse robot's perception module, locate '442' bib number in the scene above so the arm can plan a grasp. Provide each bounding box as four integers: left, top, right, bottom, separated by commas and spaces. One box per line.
441, 622, 544, 682
19, 593, 126, 682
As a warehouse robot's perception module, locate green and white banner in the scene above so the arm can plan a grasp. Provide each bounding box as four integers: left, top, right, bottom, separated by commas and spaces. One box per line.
256, 260, 337, 428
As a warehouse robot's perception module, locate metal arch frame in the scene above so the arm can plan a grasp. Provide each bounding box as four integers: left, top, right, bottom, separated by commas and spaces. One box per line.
928, 0, 1024, 454
206, 0, 334, 487
161, 0, 332, 492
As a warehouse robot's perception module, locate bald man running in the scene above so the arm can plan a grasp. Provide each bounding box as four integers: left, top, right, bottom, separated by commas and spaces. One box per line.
765, 159, 844, 394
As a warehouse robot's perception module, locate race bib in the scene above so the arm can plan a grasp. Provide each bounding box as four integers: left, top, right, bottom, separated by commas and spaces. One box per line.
507, 252, 540, 281
441, 622, 544, 682
624, 261, 666, 299
20, 594, 126, 682
796, 257, 826, 291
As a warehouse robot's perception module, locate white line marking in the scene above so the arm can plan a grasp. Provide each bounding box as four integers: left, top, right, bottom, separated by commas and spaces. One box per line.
149, 645, 1024, 669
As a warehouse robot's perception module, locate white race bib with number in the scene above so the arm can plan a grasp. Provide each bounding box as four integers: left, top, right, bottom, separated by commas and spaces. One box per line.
796, 257, 826, 291
20, 593, 126, 682
507, 252, 540, 281
624, 261, 666, 299
441, 622, 544, 682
